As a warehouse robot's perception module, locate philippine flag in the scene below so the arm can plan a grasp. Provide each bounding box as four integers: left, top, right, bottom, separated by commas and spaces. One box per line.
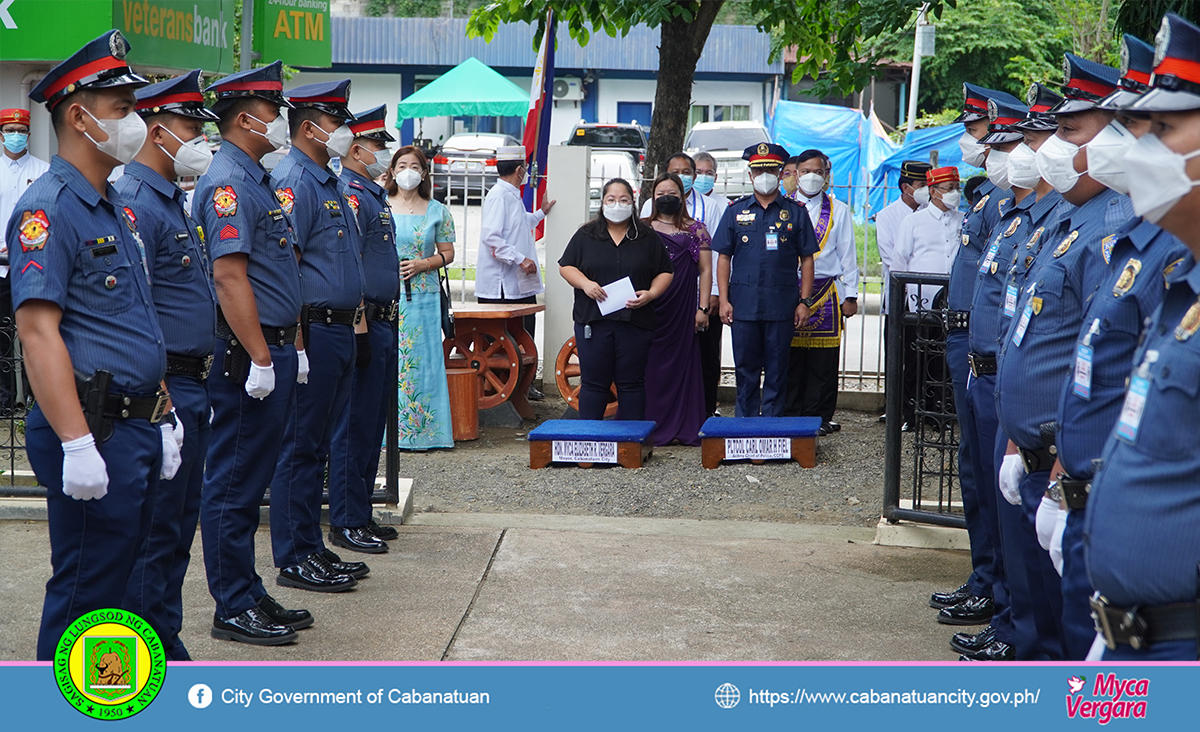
521, 10, 555, 238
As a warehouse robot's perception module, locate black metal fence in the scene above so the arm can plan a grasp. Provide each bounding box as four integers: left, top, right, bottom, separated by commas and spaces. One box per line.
882, 272, 965, 529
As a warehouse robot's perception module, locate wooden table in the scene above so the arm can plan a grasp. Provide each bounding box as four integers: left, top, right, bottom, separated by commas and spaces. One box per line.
442, 303, 544, 420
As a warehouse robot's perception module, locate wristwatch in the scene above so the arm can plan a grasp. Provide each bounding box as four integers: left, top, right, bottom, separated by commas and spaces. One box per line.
800, 296, 817, 307
699, 306, 710, 314
1046, 477, 1064, 502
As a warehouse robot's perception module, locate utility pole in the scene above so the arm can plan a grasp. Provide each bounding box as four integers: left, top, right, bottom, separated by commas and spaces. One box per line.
240, 0, 254, 71
905, 3, 933, 134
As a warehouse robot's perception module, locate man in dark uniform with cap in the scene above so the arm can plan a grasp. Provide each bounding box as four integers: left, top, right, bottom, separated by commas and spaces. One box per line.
269, 80, 372, 582
196, 61, 311, 645
115, 69, 219, 661
713, 142, 817, 417
1085, 12, 1200, 661
328, 104, 400, 549
9, 30, 177, 660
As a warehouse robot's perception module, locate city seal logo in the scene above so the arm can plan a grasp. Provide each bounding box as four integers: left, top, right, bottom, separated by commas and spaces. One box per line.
213, 186, 238, 218
54, 608, 165, 720
18, 210, 49, 252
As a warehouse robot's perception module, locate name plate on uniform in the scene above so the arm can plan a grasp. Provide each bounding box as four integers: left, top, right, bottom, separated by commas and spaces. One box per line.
552, 440, 618, 463
724, 437, 791, 460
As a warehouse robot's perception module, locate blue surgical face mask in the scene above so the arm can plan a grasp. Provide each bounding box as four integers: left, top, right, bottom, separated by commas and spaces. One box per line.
693, 173, 716, 195
3, 132, 28, 154
678, 174, 694, 193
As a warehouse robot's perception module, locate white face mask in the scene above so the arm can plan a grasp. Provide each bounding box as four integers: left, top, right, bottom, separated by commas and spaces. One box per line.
394, 168, 423, 191
311, 122, 353, 159
1036, 133, 1085, 194
603, 202, 633, 222
359, 146, 389, 179
1124, 134, 1200, 224
1086, 121, 1136, 195
913, 185, 931, 206
752, 171, 780, 195
81, 107, 147, 165
158, 125, 213, 177
247, 112, 288, 150
1007, 143, 1042, 189
959, 131, 987, 167
797, 172, 825, 197
985, 148, 1010, 189
937, 189, 961, 210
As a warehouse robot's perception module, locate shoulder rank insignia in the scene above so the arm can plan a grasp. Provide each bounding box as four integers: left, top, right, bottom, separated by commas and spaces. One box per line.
348, 179, 364, 190
1005, 217, 1021, 237
973, 193, 990, 212
213, 186, 238, 217
1112, 259, 1141, 297
275, 187, 295, 215
18, 210, 49, 252
1026, 227, 1044, 251
344, 193, 359, 215
1175, 300, 1200, 341
1053, 230, 1078, 258
1031, 296, 1043, 315
122, 207, 137, 231
1101, 234, 1117, 265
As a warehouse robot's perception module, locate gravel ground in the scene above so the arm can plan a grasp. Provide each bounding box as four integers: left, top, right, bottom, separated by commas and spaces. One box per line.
398, 395, 890, 528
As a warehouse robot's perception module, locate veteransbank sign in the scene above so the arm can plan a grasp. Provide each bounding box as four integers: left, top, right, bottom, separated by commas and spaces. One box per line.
0, 0, 236, 73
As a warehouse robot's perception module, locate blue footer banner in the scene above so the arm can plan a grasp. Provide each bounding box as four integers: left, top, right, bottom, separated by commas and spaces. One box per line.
1, 662, 1194, 728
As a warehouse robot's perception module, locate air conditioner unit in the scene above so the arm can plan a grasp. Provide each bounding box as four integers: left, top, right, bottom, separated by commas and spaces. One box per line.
553, 77, 584, 101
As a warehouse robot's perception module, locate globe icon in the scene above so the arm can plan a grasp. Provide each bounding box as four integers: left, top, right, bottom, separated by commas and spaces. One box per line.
715, 683, 740, 709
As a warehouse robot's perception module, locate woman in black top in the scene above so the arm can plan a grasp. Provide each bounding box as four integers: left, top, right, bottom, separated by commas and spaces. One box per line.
558, 178, 674, 420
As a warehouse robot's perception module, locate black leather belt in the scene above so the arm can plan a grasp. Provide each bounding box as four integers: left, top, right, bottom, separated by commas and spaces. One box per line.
76, 378, 169, 423
1061, 477, 1091, 511
306, 306, 362, 326
216, 310, 299, 347
944, 310, 970, 330
1018, 445, 1056, 474
1091, 593, 1200, 650
362, 301, 398, 322
166, 353, 213, 379
968, 352, 997, 377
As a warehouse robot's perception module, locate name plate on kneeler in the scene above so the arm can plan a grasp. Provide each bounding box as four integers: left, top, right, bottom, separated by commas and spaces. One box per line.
724, 437, 791, 461
551, 440, 618, 463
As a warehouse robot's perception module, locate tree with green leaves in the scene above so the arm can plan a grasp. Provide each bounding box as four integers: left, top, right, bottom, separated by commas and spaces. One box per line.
467, 0, 947, 197
1116, 0, 1199, 39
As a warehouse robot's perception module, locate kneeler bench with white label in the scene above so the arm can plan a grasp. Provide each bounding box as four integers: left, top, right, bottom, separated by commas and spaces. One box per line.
528, 420, 655, 469
699, 417, 821, 469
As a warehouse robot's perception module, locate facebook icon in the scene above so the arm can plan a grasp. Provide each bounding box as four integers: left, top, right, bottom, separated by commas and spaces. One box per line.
188, 683, 213, 709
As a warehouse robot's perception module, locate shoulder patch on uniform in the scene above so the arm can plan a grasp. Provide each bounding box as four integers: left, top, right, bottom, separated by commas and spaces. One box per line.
973, 193, 990, 212
213, 186, 238, 217
344, 193, 359, 215
1101, 234, 1117, 265
1164, 257, 1186, 288
17, 210, 50, 252
218, 224, 239, 241
998, 197, 1010, 208
275, 187, 295, 215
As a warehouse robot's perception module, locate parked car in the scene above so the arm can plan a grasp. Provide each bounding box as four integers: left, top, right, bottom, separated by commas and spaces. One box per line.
431, 132, 520, 202
588, 150, 639, 216
565, 123, 648, 168
684, 121, 772, 198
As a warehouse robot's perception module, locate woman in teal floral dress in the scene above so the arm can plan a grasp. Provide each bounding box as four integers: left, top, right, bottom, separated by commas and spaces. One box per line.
386, 146, 456, 448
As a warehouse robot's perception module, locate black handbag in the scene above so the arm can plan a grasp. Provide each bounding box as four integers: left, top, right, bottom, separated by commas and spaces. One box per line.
437, 265, 455, 340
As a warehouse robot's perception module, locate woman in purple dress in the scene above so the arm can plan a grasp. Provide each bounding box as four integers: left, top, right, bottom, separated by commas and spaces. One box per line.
643, 173, 712, 446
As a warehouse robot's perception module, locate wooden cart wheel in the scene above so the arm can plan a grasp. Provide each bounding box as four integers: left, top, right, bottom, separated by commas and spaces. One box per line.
554, 336, 618, 418
443, 328, 521, 410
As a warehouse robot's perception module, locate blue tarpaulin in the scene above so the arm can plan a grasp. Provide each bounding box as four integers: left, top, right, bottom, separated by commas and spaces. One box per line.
868, 124, 985, 220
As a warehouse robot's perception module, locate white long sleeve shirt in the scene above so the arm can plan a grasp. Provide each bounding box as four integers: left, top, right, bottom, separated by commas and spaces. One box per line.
874, 197, 921, 314
476, 179, 546, 299
893, 203, 961, 311
0, 152, 51, 278
793, 190, 858, 301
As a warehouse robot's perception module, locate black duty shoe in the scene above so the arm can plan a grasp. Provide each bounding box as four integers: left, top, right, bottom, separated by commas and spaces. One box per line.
368, 518, 399, 542
818, 422, 833, 436
959, 639, 1015, 662
320, 548, 371, 579
828, 421, 841, 432
877, 413, 887, 423
257, 594, 314, 630
929, 582, 973, 609
949, 624, 996, 655
329, 525, 389, 554
527, 386, 545, 401
900, 421, 914, 433
277, 553, 358, 593
937, 596, 995, 626
211, 606, 298, 646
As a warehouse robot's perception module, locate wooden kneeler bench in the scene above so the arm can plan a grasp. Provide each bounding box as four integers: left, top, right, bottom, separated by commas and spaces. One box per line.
699, 417, 822, 469
529, 420, 655, 469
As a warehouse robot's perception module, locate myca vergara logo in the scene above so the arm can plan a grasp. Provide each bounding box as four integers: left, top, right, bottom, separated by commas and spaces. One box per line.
1065, 673, 1148, 724
54, 608, 166, 720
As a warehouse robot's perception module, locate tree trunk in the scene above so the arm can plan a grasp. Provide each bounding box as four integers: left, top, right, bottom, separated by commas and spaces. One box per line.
640, 0, 723, 202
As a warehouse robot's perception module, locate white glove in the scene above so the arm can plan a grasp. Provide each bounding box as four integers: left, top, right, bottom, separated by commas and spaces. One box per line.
159, 415, 183, 481
1086, 632, 1107, 661
1036, 494, 1059, 550
1049, 508, 1068, 575
245, 361, 275, 399
999, 453, 1025, 505
62, 434, 109, 501
296, 349, 310, 384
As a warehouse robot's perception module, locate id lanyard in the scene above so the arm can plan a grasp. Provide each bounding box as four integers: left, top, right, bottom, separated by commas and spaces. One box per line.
1115, 350, 1157, 443
689, 190, 706, 226
1072, 318, 1100, 400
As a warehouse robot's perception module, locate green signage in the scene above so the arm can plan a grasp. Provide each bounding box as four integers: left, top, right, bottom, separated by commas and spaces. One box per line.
253, 0, 332, 68
0, 0, 114, 61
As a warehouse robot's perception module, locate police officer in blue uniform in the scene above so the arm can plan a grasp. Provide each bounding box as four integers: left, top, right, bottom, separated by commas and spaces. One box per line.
1085, 12, 1200, 661
714, 143, 817, 417
196, 61, 313, 645
115, 70, 219, 661
269, 80, 372, 580
995, 53, 1128, 661
328, 104, 400, 548
9, 30, 177, 661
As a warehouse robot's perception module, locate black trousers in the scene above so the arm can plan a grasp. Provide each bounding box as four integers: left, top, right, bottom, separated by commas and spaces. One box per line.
784, 345, 840, 422
574, 319, 654, 420
698, 310, 723, 416
477, 294, 537, 340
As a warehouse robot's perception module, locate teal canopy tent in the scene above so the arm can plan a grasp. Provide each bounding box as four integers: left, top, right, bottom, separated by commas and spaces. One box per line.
395, 57, 529, 123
